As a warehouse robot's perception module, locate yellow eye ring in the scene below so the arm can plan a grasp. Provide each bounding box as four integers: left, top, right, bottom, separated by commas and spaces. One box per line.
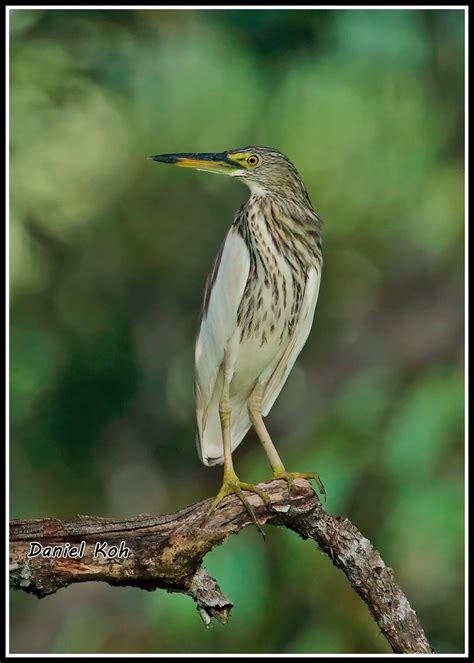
246, 155, 259, 167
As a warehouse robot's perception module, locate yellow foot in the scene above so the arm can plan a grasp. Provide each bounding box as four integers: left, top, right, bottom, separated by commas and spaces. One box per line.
206, 469, 270, 536
271, 468, 326, 500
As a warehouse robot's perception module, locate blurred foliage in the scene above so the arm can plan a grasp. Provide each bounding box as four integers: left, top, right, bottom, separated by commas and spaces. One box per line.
9, 8, 464, 655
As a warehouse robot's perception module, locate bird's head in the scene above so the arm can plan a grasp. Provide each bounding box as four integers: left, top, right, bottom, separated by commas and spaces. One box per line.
150, 146, 308, 198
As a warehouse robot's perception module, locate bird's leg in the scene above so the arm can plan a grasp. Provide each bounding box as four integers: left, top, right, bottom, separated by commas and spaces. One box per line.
248, 382, 326, 499
206, 361, 269, 529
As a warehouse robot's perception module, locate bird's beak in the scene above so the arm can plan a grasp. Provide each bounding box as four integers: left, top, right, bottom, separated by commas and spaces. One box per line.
149, 152, 238, 175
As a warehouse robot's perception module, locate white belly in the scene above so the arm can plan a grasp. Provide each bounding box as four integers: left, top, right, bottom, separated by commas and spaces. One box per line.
230, 313, 291, 397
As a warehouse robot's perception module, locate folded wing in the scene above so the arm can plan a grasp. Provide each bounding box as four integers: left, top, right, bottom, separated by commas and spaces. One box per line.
195, 227, 250, 465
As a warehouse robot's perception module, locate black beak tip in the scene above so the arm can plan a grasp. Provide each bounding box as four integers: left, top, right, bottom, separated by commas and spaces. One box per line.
148, 154, 179, 163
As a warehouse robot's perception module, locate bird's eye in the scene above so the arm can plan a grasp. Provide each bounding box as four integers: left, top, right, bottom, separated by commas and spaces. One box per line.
246, 155, 259, 167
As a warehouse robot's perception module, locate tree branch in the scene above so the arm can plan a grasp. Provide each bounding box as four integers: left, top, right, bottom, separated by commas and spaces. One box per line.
10, 479, 434, 653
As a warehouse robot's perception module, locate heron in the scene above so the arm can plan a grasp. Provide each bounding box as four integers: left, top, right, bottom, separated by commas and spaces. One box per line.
150, 146, 325, 526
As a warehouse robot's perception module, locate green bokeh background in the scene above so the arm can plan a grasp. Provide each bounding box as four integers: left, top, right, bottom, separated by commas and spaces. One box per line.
9, 8, 464, 655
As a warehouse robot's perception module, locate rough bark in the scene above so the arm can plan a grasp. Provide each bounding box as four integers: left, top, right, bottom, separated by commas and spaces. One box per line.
10, 478, 434, 653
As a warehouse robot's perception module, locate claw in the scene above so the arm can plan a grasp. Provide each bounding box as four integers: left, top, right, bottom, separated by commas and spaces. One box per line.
205, 470, 269, 538
272, 469, 326, 501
